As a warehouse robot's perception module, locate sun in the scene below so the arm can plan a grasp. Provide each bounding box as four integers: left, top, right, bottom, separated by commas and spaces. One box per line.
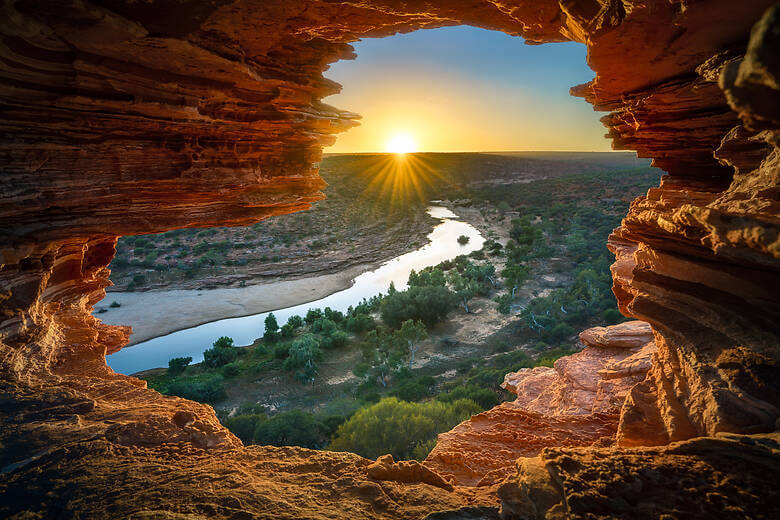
385, 132, 417, 155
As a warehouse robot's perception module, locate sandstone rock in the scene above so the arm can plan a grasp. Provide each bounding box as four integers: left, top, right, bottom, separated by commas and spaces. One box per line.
425, 323, 657, 485
367, 454, 454, 491
501, 322, 656, 417
578, 320, 653, 349
423, 404, 618, 487
498, 432, 780, 520
0, 1, 778, 517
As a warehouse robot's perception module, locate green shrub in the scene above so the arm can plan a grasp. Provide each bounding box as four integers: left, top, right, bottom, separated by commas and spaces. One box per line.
203, 336, 238, 368
222, 362, 241, 378
311, 318, 337, 335
494, 294, 512, 315
279, 323, 295, 338
167, 356, 192, 376
166, 375, 226, 403
549, 323, 576, 342
390, 376, 435, 402
380, 285, 457, 328
283, 334, 322, 383
326, 330, 349, 349
304, 308, 323, 325
411, 439, 437, 461
287, 315, 303, 328
329, 397, 481, 461
437, 384, 499, 410
346, 313, 375, 332
264, 313, 280, 343
253, 410, 324, 448
222, 413, 266, 444
602, 308, 624, 324
273, 343, 290, 359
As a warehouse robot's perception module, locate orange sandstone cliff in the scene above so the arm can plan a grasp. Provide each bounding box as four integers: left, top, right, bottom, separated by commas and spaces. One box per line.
1, 1, 778, 518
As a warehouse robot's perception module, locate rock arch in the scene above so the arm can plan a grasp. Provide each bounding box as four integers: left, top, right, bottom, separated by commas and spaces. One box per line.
1, 1, 778, 517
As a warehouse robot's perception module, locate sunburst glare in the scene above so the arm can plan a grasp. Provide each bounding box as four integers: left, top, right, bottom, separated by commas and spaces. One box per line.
385, 132, 418, 155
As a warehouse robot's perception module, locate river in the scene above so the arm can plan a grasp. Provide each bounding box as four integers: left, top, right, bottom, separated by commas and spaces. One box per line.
107, 206, 485, 374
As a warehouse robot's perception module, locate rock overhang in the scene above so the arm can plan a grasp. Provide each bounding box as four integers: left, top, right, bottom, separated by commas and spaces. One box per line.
1, 1, 779, 518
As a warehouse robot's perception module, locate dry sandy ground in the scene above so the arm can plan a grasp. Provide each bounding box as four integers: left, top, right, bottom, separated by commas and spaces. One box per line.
98, 264, 370, 345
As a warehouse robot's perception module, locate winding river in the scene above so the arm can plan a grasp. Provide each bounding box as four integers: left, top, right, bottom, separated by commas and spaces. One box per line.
107, 206, 484, 374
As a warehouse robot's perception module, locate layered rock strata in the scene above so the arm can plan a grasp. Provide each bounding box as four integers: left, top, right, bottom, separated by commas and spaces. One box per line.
424, 321, 656, 486
1, 1, 779, 518
499, 432, 780, 520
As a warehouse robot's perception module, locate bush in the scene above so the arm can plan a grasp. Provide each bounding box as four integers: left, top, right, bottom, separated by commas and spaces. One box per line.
494, 294, 512, 315
437, 384, 499, 410
304, 308, 323, 325
202, 336, 238, 368
346, 313, 375, 332
222, 362, 241, 377
457, 235, 470, 245
329, 397, 481, 461
380, 285, 457, 328
283, 334, 322, 382
167, 356, 192, 376
411, 439, 438, 461
390, 376, 435, 402
311, 318, 337, 335
280, 323, 295, 339
222, 413, 266, 444
253, 410, 324, 449
549, 323, 576, 343
287, 315, 304, 328
166, 375, 226, 403
602, 308, 624, 324
323, 307, 345, 323
273, 343, 290, 359
264, 313, 279, 343
321, 330, 349, 350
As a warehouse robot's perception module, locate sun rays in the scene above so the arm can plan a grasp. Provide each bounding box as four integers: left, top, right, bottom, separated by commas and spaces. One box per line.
354, 153, 450, 212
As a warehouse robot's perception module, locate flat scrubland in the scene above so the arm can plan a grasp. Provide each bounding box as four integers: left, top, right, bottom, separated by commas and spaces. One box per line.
133, 152, 661, 461
106, 152, 649, 291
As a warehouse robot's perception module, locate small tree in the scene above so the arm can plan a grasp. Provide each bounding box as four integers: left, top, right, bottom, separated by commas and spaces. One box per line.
287, 315, 303, 329
264, 313, 280, 343
203, 336, 237, 368
502, 263, 529, 298
283, 334, 323, 384
448, 272, 479, 313
398, 319, 427, 369
494, 294, 512, 315
457, 235, 470, 245
167, 356, 192, 376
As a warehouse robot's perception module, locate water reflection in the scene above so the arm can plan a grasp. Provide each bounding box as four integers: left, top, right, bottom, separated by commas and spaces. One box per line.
107, 207, 484, 374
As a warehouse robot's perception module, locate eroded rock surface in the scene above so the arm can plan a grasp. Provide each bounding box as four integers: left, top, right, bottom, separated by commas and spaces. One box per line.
425, 321, 656, 486
499, 432, 780, 520
1, 1, 779, 518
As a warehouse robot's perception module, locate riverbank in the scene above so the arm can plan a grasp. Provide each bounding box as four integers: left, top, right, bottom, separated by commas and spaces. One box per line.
98, 264, 373, 345
100, 206, 479, 349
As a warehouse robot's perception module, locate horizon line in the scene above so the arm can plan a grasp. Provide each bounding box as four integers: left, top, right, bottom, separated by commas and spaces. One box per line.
323, 149, 630, 155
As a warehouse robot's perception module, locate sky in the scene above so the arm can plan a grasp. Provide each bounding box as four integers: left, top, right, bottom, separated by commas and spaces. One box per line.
323, 26, 611, 153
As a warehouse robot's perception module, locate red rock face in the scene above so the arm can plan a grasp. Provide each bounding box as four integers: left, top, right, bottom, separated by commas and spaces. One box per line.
425, 321, 656, 486
1, 1, 779, 518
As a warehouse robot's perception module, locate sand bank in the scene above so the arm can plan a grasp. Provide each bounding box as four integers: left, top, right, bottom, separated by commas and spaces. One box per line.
98, 264, 370, 345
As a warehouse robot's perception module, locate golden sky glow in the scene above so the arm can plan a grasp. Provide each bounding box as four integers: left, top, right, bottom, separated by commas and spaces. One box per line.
385, 132, 418, 154
323, 28, 611, 153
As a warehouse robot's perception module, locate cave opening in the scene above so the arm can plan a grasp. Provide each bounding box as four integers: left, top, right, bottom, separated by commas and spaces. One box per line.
91, 24, 669, 480
1, 2, 778, 518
